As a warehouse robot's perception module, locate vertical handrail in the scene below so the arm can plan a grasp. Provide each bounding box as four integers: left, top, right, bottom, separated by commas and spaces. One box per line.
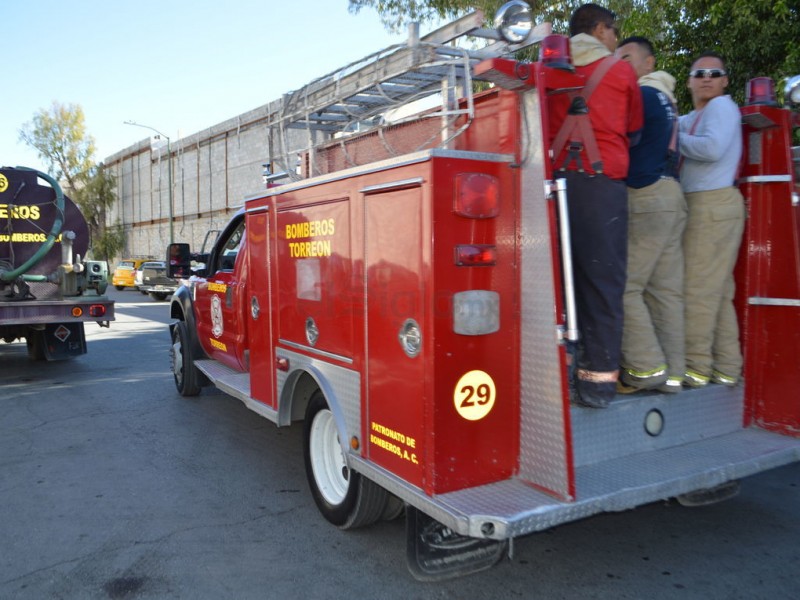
554, 178, 579, 342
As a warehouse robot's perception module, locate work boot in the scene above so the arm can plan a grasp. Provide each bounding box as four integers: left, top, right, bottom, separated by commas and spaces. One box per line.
616, 380, 640, 394
575, 379, 614, 409
621, 365, 669, 391
684, 369, 710, 388
657, 376, 683, 394
711, 370, 738, 387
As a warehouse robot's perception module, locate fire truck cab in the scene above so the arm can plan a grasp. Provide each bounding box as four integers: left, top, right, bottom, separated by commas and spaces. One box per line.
168, 2, 800, 580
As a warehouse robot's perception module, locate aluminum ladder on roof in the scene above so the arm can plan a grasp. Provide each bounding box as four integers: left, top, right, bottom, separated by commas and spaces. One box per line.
266, 11, 550, 180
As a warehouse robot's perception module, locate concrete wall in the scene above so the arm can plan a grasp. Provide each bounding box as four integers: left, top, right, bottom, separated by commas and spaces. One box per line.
105, 98, 293, 262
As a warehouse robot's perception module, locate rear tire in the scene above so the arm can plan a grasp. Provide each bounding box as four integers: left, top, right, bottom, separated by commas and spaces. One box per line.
303, 390, 388, 529
150, 292, 168, 301
114, 285, 125, 291
170, 321, 201, 396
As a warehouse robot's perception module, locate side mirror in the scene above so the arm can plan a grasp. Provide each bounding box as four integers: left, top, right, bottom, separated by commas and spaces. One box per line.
167, 243, 192, 278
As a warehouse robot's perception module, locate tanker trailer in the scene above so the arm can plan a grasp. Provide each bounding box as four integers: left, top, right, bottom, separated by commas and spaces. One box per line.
0, 166, 114, 360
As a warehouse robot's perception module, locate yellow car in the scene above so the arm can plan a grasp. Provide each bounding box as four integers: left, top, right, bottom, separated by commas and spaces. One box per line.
112, 258, 149, 290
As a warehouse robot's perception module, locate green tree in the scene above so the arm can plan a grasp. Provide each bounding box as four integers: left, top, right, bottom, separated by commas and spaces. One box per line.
72, 163, 122, 260
91, 221, 125, 262
18, 102, 123, 257
19, 101, 96, 190
349, 0, 800, 111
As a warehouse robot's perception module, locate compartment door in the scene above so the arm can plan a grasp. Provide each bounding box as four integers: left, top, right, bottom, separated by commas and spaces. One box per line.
364, 183, 427, 489
246, 207, 275, 407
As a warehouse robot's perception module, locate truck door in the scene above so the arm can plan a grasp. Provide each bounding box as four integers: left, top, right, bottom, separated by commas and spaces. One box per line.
194, 216, 248, 372
245, 204, 275, 407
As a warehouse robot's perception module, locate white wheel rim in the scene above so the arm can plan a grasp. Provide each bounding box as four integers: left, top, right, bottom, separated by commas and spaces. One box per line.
309, 408, 348, 505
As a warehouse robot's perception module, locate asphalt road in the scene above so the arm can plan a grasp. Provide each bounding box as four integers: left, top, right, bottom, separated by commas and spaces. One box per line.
1, 288, 798, 599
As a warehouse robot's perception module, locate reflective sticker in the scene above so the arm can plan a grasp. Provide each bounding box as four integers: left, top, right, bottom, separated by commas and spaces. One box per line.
453, 370, 496, 421
0, 174, 7, 193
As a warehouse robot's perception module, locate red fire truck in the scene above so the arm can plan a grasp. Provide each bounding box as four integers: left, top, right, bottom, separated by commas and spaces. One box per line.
167, 2, 800, 580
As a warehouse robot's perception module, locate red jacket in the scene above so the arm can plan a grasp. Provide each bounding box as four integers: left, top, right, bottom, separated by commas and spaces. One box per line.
549, 57, 643, 180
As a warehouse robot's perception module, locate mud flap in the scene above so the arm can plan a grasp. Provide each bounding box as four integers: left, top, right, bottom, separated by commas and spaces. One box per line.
405, 505, 507, 581
676, 480, 741, 507
40, 323, 87, 360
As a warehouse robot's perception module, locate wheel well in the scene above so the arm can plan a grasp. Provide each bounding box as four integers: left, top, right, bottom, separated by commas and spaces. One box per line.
288, 371, 320, 423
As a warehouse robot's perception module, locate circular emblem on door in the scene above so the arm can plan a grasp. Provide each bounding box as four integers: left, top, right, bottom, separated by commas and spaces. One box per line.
211, 294, 224, 337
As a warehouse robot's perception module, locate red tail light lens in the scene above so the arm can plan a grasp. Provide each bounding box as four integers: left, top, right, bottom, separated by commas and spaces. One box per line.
455, 245, 497, 266
88, 304, 106, 317
453, 173, 499, 218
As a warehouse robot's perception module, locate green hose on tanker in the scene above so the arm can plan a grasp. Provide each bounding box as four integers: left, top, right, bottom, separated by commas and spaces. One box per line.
0, 166, 65, 282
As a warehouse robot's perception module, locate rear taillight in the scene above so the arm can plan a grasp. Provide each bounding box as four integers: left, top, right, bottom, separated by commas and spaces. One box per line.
453, 173, 499, 218
455, 244, 497, 266
88, 304, 107, 317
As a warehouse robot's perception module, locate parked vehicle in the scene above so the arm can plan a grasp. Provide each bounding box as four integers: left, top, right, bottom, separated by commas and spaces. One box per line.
112, 258, 148, 290
1, 166, 114, 360
165, 2, 800, 581
139, 261, 178, 301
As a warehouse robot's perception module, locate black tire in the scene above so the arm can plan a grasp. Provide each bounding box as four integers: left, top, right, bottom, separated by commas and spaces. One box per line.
139, 289, 148, 295
114, 285, 125, 291
303, 390, 388, 529
170, 321, 201, 396
381, 493, 406, 521
150, 292, 168, 301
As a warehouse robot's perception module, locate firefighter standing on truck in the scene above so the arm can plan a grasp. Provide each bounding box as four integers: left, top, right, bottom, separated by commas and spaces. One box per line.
614, 36, 687, 395
548, 3, 643, 408
679, 51, 744, 389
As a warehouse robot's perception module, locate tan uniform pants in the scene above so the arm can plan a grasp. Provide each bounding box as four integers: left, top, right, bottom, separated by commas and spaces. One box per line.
683, 186, 745, 378
622, 177, 688, 379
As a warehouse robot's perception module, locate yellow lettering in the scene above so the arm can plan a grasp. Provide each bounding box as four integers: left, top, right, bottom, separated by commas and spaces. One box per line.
369, 422, 419, 464
288, 240, 331, 258
11, 232, 47, 242
285, 218, 335, 240
0, 204, 40, 220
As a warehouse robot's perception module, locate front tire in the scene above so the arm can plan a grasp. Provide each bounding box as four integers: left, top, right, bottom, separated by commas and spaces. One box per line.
170, 321, 201, 396
150, 292, 168, 301
303, 390, 388, 529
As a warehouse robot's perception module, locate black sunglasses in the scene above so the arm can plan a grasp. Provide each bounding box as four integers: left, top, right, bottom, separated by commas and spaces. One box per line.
690, 68, 727, 79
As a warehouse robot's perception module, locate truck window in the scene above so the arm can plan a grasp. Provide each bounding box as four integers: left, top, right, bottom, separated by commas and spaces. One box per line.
216, 220, 245, 272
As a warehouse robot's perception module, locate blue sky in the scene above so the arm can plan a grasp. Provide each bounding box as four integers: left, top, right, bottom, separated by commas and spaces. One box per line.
2, 1, 411, 173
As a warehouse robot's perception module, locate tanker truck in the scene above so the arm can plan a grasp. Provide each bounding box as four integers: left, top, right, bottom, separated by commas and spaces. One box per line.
0, 166, 114, 360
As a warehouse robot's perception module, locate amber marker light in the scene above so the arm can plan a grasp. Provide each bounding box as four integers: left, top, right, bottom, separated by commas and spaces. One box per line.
71, 307, 83, 317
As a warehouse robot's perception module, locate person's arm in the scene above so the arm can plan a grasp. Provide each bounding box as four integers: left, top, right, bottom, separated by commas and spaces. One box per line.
679, 97, 739, 162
